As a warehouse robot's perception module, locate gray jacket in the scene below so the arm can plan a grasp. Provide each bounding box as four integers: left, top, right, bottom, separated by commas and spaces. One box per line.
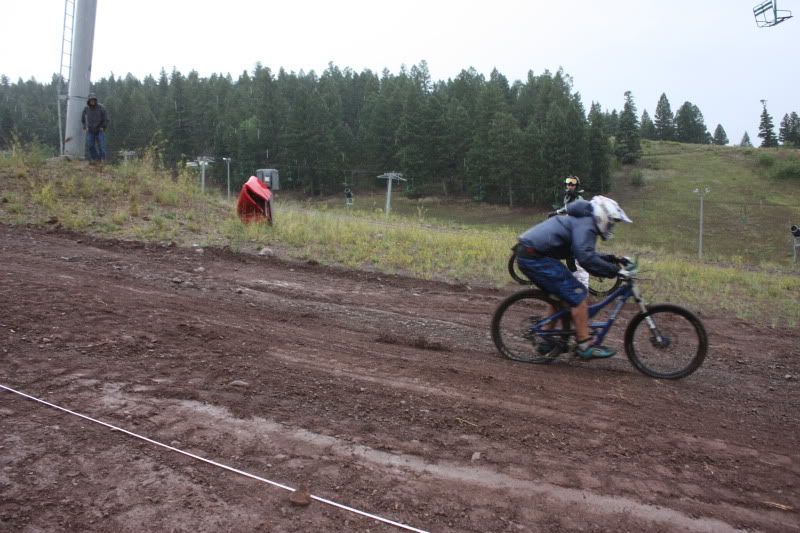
518, 200, 618, 278
81, 98, 108, 133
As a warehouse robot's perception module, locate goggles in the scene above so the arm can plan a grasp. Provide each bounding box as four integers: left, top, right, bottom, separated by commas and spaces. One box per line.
565, 177, 579, 186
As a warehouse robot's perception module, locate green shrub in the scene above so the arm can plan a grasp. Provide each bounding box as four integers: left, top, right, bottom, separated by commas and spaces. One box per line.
630, 169, 645, 187
769, 158, 800, 180
758, 153, 775, 168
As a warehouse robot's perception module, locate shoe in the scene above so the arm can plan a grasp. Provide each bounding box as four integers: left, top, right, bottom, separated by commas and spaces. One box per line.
575, 345, 617, 359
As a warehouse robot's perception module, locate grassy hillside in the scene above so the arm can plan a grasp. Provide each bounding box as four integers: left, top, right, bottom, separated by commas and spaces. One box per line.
1, 141, 798, 326
312, 141, 800, 266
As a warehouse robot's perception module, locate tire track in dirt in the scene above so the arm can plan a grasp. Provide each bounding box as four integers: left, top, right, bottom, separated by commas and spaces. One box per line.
2, 224, 799, 532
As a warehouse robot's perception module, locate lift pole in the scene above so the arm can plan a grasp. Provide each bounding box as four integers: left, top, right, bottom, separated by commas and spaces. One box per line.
63, 0, 98, 159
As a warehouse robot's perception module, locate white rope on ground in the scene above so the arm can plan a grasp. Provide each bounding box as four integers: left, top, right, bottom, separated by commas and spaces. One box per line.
0, 383, 429, 533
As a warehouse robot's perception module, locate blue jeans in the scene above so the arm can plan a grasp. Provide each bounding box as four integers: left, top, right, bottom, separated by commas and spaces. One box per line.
85, 130, 106, 161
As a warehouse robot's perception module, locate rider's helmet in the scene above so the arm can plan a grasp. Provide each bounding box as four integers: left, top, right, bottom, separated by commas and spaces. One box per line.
564, 175, 581, 189
590, 195, 632, 240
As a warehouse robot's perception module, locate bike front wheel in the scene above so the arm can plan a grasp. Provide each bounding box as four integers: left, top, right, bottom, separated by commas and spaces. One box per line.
491, 289, 570, 363
624, 304, 708, 379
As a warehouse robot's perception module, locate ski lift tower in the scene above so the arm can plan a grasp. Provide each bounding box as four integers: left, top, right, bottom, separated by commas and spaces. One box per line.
60, 0, 98, 159
377, 172, 405, 217
753, 0, 793, 27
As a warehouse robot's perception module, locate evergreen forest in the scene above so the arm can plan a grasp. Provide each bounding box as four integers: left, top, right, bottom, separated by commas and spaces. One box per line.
1, 61, 797, 205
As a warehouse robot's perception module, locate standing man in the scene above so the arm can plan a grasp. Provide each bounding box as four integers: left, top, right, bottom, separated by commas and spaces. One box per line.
81, 92, 108, 164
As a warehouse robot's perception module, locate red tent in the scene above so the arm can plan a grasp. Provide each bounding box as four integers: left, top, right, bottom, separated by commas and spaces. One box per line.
236, 176, 272, 224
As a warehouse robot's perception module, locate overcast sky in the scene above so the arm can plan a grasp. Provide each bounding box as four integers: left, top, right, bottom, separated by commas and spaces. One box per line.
2, 0, 798, 143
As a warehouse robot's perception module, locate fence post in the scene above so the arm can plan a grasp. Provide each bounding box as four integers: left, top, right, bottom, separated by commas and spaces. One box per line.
693, 187, 710, 259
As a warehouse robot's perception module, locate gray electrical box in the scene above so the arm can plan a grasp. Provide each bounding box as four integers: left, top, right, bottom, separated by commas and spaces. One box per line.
256, 168, 280, 190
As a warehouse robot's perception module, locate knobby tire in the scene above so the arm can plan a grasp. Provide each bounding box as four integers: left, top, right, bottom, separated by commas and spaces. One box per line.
491, 289, 571, 364
624, 304, 708, 379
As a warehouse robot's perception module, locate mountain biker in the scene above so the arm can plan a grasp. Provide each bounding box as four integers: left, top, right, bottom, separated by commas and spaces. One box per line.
515, 195, 633, 359
554, 175, 584, 215
551, 176, 589, 287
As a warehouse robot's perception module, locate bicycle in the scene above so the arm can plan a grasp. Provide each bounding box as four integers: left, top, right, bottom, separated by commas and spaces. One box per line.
507, 247, 622, 297
491, 258, 708, 379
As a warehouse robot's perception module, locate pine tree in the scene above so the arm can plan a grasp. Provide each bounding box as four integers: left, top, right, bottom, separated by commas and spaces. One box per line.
712, 124, 729, 146
675, 101, 709, 144
758, 103, 778, 147
788, 111, 800, 148
740, 131, 753, 147
615, 91, 641, 163
640, 110, 656, 140
605, 110, 619, 138
587, 102, 611, 193
653, 93, 675, 141
778, 113, 800, 147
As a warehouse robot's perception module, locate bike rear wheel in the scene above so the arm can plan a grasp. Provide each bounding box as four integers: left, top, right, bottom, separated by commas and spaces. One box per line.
624, 304, 708, 379
507, 251, 529, 284
588, 276, 621, 297
491, 289, 570, 363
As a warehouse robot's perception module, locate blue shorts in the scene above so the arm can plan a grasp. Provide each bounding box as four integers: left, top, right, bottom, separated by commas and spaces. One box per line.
517, 256, 588, 307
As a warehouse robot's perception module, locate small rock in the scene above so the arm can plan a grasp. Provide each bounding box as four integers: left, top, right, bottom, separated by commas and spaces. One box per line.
194, 248, 204, 254
229, 380, 250, 388
172, 277, 183, 284
193, 267, 205, 273
236, 288, 244, 294
258, 247, 274, 257
471, 452, 481, 461
289, 486, 312, 506
786, 374, 794, 380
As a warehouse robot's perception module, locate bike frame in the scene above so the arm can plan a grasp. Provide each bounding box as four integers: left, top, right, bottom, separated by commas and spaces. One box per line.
533, 277, 651, 346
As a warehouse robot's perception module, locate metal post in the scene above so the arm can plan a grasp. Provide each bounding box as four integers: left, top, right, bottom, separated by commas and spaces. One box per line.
223, 157, 231, 199
63, 0, 97, 159
698, 194, 704, 259
693, 187, 710, 260
377, 172, 406, 217
200, 161, 206, 194
385, 176, 393, 216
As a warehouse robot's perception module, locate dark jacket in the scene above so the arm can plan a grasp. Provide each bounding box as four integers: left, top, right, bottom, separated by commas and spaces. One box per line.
555, 189, 584, 215
518, 200, 618, 278
81, 97, 108, 133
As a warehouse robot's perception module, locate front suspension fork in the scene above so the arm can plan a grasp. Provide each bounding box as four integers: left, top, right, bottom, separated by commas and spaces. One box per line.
632, 284, 665, 345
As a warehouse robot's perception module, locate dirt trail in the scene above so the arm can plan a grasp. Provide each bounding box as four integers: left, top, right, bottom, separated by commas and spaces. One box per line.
1, 224, 798, 532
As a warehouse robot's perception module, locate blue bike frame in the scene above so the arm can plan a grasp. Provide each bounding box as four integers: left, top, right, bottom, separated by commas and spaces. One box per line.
533, 281, 637, 346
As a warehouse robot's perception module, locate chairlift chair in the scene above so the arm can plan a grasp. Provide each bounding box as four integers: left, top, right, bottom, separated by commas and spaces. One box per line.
753, 0, 793, 27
